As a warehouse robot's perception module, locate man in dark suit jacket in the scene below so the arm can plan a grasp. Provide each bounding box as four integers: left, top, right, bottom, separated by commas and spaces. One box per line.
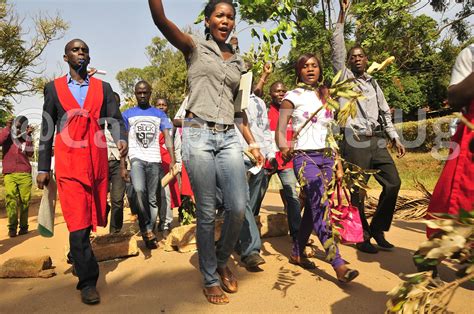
37, 39, 127, 305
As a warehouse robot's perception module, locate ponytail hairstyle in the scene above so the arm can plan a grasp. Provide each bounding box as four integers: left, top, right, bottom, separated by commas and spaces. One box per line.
295, 53, 328, 104
204, 0, 235, 38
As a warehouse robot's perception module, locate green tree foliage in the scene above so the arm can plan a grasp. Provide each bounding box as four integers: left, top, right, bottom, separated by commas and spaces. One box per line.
237, 0, 472, 115
116, 37, 187, 117
0, 0, 68, 125
430, 0, 473, 42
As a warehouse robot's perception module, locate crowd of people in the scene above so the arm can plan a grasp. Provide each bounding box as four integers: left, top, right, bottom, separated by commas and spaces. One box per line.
1, 0, 472, 307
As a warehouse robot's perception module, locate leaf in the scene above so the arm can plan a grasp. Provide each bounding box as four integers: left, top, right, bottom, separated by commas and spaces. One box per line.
387, 283, 404, 296
323, 237, 334, 250
326, 98, 340, 111
194, 10, 205, 24
250, 28, 261, 40
390, 300, 405, 312
331, 70, 343, 87
423, 219, 454, 232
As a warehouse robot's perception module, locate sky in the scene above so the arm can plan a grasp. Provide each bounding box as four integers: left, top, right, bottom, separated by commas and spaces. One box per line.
9, 0, 473, 124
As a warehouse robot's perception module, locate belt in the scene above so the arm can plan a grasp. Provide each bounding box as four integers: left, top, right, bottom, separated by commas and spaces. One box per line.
184, 119, 235, 133
342, 127, 385, 138
294, 148, 332, 154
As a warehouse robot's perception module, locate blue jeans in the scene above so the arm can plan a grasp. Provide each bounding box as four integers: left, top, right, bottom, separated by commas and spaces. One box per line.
257, 168, 301, 240
130, 158, 161, 234
182, 127, 247, 287
237, 160, 263, 259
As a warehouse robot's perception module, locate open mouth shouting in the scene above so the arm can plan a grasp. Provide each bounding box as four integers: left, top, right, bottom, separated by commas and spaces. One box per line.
217, 26, 229, 39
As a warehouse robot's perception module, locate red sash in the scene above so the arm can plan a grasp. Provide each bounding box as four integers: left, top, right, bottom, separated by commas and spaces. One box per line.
427, 100, 474, 238
54, 75, 108, 232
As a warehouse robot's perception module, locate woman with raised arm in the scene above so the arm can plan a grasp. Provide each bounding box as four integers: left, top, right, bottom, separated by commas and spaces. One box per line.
149, 0, 264, 305
276, 53, 359, 283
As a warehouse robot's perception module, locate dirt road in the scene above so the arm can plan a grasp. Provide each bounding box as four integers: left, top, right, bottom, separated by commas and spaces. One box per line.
0, 191, 472, 313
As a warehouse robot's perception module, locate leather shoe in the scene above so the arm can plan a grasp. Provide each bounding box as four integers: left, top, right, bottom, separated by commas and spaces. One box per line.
80, 286, 100, 305
8, 229, 17, 238
145, 239, 158, 249
373, 233, 394, 250
242, 253, 266, 268
356, 240, 378, 254
18, 228, 28, 235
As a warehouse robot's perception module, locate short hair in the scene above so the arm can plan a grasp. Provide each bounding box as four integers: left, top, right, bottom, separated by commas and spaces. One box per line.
155, 98, 169, 105
347, 45, 368, 60
270, 81, 285, 93
64, 39, 87, 54
135, 80, 151, 90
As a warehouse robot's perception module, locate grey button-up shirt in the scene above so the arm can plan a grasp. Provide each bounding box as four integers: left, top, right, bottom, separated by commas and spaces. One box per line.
331, 23, 398, 140
185, 35, 246, 125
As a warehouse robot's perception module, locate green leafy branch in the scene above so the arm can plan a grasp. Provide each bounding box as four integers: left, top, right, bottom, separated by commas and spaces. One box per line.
386, 209, 474, 313
179, 196, 197, 226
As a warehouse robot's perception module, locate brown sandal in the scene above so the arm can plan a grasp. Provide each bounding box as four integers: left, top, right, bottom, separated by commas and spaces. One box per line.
202, 287, 229, 305
289, 255, 316, 269
217, 266, 238, 293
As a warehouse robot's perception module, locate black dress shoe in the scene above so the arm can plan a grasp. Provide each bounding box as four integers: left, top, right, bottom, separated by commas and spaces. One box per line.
81, 286, 100, 305
145, 238, 158, 249
373, 233, 394, 250
242, 253, 266, 268
356, 240, 378, 254
8, 229, 17, 238
18, 228, 28, 235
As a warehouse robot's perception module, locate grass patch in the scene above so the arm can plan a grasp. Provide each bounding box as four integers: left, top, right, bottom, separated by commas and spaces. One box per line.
367, 150, 446, 191
267, 150, 446, 193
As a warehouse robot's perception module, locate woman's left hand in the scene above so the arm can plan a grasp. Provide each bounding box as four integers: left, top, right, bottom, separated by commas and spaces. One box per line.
250, 148, 265, 167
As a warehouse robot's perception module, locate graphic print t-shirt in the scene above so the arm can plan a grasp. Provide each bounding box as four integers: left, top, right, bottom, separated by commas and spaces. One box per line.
122, 106, 172, 163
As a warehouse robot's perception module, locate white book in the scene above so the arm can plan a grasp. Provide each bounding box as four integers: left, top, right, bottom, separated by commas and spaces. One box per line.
234, 71, 253, 112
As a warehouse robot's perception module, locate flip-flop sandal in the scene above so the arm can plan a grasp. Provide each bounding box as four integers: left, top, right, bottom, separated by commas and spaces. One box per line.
217, 267, 238, 293
289, 255, 316, 269
202, 288, 229, 305
338, 269, 359, 283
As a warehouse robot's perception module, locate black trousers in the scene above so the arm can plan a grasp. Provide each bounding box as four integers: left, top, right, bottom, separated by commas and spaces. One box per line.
341, 135, 401, 239
69, 227, 99, 290
108, 160, 126, 233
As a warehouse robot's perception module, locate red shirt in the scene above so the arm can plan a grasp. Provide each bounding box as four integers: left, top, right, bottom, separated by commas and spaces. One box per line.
0, 126, 33, 174
265, 102, 294, 170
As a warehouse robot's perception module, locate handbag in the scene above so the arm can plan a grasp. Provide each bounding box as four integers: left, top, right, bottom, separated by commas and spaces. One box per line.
330, 183, 364, 244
